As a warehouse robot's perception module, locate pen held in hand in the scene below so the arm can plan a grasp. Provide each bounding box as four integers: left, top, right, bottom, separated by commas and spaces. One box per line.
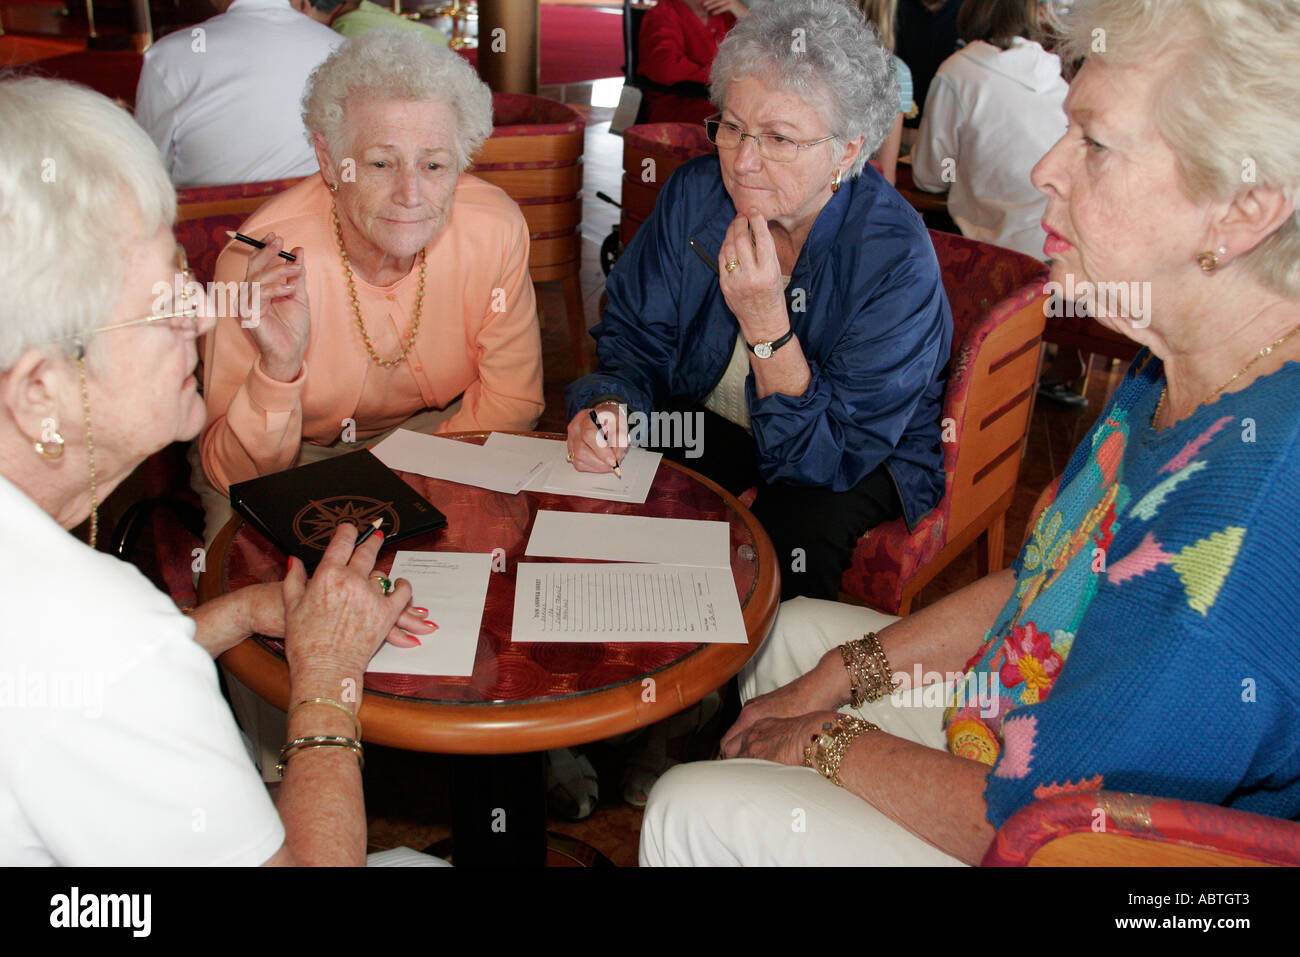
353, 517, 383, 547
226, 230, 297, 262
588, 409, 624, 479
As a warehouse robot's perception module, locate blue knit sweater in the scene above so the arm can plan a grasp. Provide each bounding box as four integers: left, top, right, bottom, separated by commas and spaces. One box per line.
946, 349, 1300, 828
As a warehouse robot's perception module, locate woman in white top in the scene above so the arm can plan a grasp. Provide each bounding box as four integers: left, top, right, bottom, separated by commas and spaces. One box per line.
0, 76, 436, 865
910, 0, 1067, 258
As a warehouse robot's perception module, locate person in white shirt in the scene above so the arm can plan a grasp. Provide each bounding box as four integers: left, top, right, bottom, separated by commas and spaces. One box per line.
910, 0, 1067, 259
0, 76, 441, 865
134, 0, 343, 188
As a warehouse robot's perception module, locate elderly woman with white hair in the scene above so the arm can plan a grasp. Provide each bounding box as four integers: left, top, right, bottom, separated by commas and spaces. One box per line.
641, 0, 1300, 866
197, 28, 544, 533
566, 0, 952, 602
0, 75, 439, 865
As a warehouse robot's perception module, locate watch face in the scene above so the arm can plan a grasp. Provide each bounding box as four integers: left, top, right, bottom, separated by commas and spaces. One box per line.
754, 342, 773, 359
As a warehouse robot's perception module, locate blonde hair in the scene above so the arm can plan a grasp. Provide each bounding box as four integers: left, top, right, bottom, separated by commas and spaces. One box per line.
1055, 0, 1300, 296
0, 75, 174, 369
857, 0, 897, 51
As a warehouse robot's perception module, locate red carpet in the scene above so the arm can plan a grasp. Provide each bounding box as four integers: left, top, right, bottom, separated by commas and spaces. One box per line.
460, 5, 625, 86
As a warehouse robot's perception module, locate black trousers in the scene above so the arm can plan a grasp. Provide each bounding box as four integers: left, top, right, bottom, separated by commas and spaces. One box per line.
650, 408, 903, 601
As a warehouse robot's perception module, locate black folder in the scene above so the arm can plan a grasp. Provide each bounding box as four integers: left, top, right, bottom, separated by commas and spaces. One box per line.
229, 449, 447, 569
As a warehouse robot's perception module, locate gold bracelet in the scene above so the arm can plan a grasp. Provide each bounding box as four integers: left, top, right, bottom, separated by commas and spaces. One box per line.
276, 735, 364, 777
289, 697, 362, 741
803, 715, 879, 787
840, 631, 899, 708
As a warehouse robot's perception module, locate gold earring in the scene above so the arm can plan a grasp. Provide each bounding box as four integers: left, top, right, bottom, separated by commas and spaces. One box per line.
831, 169, 843, 193
34, 417, 64, 459
330, 182, 340, 193
1197, 245, 1228, 273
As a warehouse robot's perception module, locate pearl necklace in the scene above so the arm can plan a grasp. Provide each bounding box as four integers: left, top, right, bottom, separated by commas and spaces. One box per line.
331, 205, 426, 368
1153, 321, 1300, 428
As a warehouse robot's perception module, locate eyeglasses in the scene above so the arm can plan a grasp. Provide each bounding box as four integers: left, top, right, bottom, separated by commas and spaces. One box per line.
54, 243, 204, 354
704, 115, 838, 163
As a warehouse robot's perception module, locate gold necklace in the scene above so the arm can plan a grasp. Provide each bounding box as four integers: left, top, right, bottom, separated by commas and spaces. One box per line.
1153, 321, 1300, 428
331, 205, 426, 368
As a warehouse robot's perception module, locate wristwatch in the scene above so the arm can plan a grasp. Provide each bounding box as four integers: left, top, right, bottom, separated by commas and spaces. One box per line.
746, 328, 795, 359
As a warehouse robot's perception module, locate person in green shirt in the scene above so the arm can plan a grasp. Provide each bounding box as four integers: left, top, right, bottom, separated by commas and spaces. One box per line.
291, 0, 450, 43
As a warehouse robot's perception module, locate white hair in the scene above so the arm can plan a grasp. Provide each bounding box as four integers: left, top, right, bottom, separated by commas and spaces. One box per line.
1054, 0, 1300, 296
302, 28, 493, 172
710, 0, 898, 178
0, 74, 174, 370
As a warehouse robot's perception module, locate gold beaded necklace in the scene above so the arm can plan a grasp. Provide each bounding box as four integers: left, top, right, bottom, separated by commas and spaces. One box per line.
1153, 321, 1300, 429
331, 205, 427, 368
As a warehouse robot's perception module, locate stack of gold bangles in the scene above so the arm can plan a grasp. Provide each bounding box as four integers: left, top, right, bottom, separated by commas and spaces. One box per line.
276, 697, 364, 777
804, 715, 880, 787
801, 632, 899, 785
840, 630, 899, 708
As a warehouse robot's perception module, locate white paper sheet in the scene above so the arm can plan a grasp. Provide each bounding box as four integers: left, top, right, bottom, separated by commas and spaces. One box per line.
366, 551, 493, 676
511, 563, 747, 644
370, 429, 546, 495
483, 432, 661, 504
525, 510, 731, 567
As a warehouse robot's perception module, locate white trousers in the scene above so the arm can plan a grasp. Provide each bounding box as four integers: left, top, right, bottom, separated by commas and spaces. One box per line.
639, 597, 967, 866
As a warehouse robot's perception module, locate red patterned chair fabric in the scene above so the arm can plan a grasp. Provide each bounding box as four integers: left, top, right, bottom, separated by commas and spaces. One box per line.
982, 791, 1300, 866
622, 121, 715, 162
840, 231, 1050, 615
174, 177, 306, 284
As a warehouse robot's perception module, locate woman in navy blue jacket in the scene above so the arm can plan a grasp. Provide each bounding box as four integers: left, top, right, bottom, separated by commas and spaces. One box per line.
566, 0, 952, 600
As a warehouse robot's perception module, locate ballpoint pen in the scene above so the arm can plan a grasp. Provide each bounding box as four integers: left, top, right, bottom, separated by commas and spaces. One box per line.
589, 409, 624, 479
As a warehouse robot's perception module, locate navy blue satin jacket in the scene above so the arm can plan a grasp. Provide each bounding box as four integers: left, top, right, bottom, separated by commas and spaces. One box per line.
565, 155, 952, 529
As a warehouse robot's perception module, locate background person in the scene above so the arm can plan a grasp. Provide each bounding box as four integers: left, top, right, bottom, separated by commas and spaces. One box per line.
911, 0, 1068, 258
135, 0, 343, 187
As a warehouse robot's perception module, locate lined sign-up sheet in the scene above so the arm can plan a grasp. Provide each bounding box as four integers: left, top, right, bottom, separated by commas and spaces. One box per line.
511, 563, 747, 643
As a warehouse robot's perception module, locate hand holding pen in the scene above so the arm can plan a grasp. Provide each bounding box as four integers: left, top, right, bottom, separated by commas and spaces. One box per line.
565, 402, 627, 478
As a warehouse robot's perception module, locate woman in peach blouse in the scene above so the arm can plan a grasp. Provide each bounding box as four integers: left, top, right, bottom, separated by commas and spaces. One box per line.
196, 28, 544, 537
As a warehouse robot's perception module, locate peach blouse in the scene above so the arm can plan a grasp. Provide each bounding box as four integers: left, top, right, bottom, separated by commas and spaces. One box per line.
199, 175, 544, 494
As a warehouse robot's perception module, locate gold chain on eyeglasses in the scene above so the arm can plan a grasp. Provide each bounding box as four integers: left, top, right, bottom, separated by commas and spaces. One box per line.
75, 352, 99, 549
331, 205, 426, 368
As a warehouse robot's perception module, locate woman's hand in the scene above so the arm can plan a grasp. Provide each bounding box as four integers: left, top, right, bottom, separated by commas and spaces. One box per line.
565, 401, 628, 473
241, 231, 310, 383
725, 710, 842, 767
240, 571, 436, 650
718, 208, 789, 345
279, 523, 415, 680
702, 0, 749, 19
720, 656, 847, 757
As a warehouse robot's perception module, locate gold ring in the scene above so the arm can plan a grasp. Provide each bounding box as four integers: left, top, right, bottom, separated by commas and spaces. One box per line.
724, 260, 739, 273
566, 449, 574, 462
370, 574, 392, 596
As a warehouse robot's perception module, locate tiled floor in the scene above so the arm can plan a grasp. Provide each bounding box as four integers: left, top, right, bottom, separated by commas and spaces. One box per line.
360, 81, 1131, 866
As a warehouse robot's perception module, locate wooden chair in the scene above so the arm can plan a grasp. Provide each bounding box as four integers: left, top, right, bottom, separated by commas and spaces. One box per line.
982, 791, 1300, 866
619, 121, 715, 249
840, 232, 1050, 615
469, 92, 587, 367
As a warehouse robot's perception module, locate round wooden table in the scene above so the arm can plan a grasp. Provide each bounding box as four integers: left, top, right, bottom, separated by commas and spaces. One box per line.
200, 431, 780, 865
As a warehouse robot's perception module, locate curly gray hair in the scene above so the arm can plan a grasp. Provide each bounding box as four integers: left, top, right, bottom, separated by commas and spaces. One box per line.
0, 76, 174, 370
710, 0, 898, 179
302, 28, 493, 172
